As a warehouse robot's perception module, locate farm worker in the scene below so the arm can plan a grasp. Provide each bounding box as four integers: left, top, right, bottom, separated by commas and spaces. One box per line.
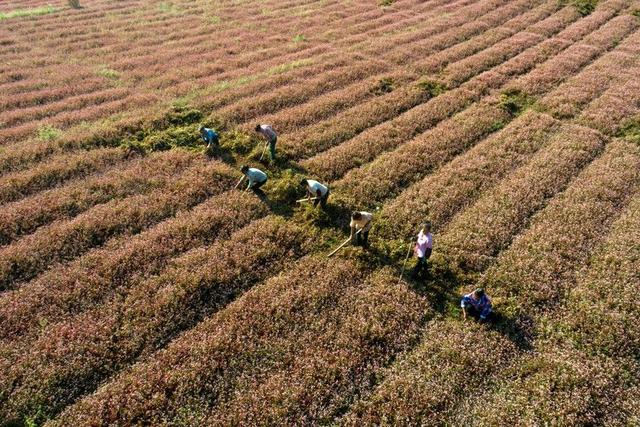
461, 288, 493, 322
255, 124, 277, 160
350, 211, 373, 249
240, 165, 268, 192
300, 178, 330, 208
199, 126, 219, 149
411, 222, 433, 279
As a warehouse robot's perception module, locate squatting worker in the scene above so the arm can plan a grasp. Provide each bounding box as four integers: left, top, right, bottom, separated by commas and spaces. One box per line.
240, 165, 268, 192
300, 178, 330, 208
255, 124, 277, 160
199, 125, 219, 149
461, 288, 493, 322
412, 222, 433, 278
350, 211, 373, 249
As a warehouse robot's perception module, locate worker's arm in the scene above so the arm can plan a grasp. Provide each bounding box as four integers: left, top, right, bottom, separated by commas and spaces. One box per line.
350, 225, 356, 238
462, 307, 467, 320
307, 188, 312, 202
316, 189, 322, 199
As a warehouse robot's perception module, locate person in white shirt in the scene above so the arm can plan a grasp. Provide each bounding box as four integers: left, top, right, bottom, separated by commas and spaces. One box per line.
350, 211, 373, 249
300, 178, 330, 208
240, 165, 267, 193
411, 222, 433, 279
255, 124, 277, 160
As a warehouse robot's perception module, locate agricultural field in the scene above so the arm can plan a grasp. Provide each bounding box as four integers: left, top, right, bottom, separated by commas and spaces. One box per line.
1, 0, 640, 425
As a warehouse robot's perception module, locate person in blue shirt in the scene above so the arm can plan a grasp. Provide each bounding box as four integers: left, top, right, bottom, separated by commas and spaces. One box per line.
461, 288, 493, 322
199, 126, 219, 150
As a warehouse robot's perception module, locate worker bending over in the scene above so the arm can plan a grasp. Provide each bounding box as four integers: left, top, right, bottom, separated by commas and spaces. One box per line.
350, 211, 373, 249
240, 165, 268, 193
412, 222, 433, 279
461, 288, 493, 322
199, 126, 219, 150
255, 124, 278, 160
300, 178, 330, 208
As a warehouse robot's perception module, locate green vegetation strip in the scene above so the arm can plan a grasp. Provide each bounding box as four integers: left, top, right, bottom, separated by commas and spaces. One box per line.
0, 5, 59, 20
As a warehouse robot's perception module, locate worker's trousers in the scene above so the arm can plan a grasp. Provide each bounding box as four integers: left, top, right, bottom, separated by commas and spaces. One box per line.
269, 137, 277, 160
353, 230, 369, 248
313, 189, 330, 208
411, 248, 432, 278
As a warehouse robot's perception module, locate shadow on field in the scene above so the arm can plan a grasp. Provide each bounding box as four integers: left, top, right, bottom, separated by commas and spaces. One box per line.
401, 263, 533, 351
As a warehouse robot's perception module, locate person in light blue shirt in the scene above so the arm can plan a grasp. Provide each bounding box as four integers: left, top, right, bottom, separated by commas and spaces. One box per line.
240, 165, 267, 192
461, 288, 493, 322
199, 126, 219, 150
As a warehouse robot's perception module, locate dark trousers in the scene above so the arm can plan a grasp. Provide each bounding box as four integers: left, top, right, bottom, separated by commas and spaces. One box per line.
353, 229, 369, 248
252, 179, 267, 192
411, 248, 432, 278
313, 189, 330, 208
269, 137, 277, 160
465, 305, 492, 323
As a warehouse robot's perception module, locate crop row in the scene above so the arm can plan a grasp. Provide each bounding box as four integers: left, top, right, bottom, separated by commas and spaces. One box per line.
409, 0, 562, 74
378, 110, 560, 240
342, 139, 640, 425
0, 0, 496, 164
478, 139, 640, 320
0, 86, 131, 128
556, 195, 640, 363
0, 76, 108, 112
0, 149, 197, 246
0, 158, 237, 290
540, 29, 640, 118
299, 2, 591, 179
47, 258, 427, 426
203, 0, 519, 127
343, 320, 517, 425
507, 11, 639, 96
0, 146, 126, 204
278, 0, 554, 157
304, 0, 632, 182
0, 191, 266, 343
437, 123, 605, 273
1, 216, 311, 423
331, 11, 632, 208
451, 180, 640, 425
0, 92, 160, 146
451, 347, 636, 425
252, 70, 417, 136
336, 102, 511, 206
578, 73, 640, 134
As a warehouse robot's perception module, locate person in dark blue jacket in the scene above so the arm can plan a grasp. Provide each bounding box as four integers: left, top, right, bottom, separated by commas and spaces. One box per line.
461, 288, 493, 322
199, 126, 219, 150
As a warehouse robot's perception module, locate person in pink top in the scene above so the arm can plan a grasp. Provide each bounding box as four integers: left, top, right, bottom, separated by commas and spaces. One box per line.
411, 222, 433, 279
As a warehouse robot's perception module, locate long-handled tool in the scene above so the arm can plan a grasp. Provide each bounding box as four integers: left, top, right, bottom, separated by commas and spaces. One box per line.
328, 229, 361, 258
233, 176, 245, 190
398, 239, 413, 284
259, 142, 269, 161
296, 197, 318, 203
